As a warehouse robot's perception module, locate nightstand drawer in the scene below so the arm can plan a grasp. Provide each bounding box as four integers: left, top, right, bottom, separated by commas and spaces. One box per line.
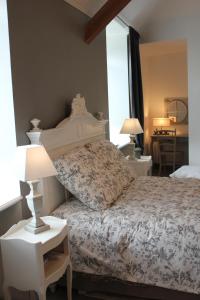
41, 226, 68, 255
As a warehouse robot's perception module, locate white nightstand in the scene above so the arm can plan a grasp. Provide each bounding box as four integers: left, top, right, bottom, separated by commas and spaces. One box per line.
126, 155, 152, 177
0, 216, 72, 300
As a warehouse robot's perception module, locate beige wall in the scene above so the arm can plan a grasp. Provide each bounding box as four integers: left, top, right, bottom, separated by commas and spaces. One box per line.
141, 54, 151, 152
141, 48, 188, 153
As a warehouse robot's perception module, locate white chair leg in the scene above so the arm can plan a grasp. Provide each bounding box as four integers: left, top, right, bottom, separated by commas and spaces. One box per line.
37, 289, 46, 300
67, 263, 72, 300
3, 284, 11, 300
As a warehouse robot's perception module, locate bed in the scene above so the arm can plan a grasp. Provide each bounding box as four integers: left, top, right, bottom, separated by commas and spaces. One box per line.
27, 94, 200, 300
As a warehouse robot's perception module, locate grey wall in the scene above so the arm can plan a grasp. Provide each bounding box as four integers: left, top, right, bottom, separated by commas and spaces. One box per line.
7, 0, 108, 145
7, 0, 108, 213
0, 1, 108, 297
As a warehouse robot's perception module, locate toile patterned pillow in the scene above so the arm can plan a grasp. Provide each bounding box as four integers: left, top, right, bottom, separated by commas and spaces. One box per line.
84, 140, 124, 162
84, 140, 136, 187
54, 141, 135, 210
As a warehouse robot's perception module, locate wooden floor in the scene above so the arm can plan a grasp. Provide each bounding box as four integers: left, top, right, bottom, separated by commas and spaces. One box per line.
6, 285, 200, 300
47, 288, 146, 300
5, 289, 144, 300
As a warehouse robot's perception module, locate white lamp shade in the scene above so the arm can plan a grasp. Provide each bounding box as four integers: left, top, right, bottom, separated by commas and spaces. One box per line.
16, 145, 57, 182
153, 118, 170, 127
120, 118, 143, 135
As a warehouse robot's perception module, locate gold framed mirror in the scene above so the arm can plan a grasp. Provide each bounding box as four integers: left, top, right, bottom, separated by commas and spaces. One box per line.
165, 97, 188, 124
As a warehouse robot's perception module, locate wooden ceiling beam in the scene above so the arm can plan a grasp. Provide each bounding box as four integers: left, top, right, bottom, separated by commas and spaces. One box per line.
84, 0, 131, 44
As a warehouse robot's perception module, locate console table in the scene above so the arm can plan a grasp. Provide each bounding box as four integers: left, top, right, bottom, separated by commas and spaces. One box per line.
151, 135, 189, 166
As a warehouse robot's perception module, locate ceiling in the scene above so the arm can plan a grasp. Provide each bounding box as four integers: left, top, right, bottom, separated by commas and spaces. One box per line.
120, 0, 200, 31
64, 0, 200, 32
120, 0, 160, 31
64, 0, 107, 17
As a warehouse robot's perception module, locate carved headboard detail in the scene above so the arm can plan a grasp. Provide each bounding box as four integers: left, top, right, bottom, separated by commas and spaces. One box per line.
27, 94, 107, 159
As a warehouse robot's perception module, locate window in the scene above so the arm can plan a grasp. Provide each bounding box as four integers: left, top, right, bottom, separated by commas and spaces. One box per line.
106, 19, 130, 146
0, 0, 20, 210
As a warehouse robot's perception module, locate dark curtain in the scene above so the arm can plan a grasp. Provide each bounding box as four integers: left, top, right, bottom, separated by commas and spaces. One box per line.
128, 27, 144, 151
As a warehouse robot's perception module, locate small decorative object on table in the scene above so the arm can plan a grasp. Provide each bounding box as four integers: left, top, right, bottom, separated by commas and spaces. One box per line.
120, 118, 143, 160
15, 145, 57, 234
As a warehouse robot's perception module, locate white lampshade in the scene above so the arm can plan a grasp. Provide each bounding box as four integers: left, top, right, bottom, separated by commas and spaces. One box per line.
16, 145, 57, 182
120, 118, 143, 135
152, 117, 170, 127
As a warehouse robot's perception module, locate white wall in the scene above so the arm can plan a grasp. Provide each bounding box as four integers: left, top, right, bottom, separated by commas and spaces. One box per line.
138, 0, 200, 164
0, 0, 20, 207
0, 0, 22, 295
106, 20, 130, 146
141, 46, 188, 152
0, 203, 22, 298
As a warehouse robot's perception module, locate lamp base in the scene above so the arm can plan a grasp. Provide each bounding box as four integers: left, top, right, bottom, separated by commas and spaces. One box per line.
25, 180, 50, 235
25, 221, 50, 234
129, 135, 136, 160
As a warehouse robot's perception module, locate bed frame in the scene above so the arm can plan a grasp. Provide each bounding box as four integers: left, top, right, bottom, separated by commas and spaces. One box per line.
27, 94, 200, 300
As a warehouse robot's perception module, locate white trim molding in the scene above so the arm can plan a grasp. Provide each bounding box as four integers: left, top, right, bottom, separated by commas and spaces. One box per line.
0, 196, 22, 212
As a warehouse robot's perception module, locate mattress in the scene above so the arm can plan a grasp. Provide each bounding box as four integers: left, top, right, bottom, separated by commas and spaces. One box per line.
52, 176, 200, 294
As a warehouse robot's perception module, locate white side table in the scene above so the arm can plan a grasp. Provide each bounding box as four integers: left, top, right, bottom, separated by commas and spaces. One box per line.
126, 155, 152, 177
0, 216, 72, 300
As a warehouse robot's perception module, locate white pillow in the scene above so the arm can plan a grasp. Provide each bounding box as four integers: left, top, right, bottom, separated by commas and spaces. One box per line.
170, 165, 200, 179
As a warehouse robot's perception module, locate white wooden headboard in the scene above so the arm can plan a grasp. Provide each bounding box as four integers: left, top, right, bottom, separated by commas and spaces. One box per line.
27, 94, 108, 215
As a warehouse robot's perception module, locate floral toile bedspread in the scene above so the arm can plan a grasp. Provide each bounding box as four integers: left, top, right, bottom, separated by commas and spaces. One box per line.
52, 176, 200, 294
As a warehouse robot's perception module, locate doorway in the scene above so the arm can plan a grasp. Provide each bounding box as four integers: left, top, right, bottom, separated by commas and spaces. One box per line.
140, 40, 189, 175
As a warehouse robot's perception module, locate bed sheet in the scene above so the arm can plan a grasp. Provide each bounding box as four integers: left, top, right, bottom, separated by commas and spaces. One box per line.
52, 176, 200, 294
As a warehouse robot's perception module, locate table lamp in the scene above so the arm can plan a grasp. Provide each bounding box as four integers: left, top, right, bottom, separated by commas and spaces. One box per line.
16, 145, 57, 234
153, 117, 170, 135
120, 118, 143, 160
